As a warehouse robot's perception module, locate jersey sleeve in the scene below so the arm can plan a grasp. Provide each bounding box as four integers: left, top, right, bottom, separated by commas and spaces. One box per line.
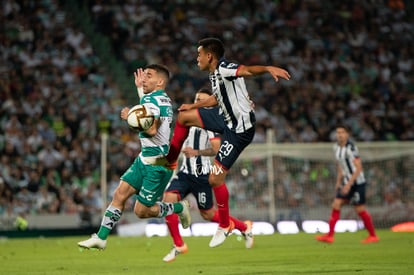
206, 130, 220, 140
218, 61, 240, 78
347, 143, 360, 159
351, 145, 360, 158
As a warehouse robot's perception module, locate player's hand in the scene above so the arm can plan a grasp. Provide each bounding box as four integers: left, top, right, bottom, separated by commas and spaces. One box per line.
182, 147, 198, 158
340, 184, 351, 195
134, 68, 145, 88
267, 66, 291, 82
178, 103, 193, 112
120, 107, 130, 120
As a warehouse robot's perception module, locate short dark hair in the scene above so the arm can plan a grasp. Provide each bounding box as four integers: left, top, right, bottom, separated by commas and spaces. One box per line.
146, 64, 170, 81
198, 38, 225, 59
197, 87, 212, 96
336, 124, 350, 133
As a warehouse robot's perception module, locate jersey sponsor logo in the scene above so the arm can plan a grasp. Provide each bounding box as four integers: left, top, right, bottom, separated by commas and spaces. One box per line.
190, 163, 224, 176
139, 187, 156, 201
154, 96, 171, 106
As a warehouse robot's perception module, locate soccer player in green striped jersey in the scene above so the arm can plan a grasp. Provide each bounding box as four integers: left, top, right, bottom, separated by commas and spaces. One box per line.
78, 64, 190, 250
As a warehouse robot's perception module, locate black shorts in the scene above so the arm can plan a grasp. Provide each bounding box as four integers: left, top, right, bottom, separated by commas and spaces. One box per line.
336, 182, 367, 205
198, 107, 255, 170
166, 172, 214, 211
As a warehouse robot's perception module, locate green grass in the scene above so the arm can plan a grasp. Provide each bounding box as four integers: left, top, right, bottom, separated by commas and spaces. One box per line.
0, 229, 413, 275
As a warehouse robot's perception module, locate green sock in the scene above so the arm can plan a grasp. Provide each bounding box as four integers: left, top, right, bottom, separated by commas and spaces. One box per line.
97, 227, 111, 240
96, 205, 122, 240
173, 202, 183, 213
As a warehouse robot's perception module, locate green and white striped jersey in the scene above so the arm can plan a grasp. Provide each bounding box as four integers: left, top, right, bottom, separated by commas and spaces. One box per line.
139, 90, 173, 158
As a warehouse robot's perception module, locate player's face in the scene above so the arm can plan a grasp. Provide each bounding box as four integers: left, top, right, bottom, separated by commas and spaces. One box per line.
336, 127, 349, 145
194, 92, 209, 103
143, 68, 162, 93
197, 46, 210, 72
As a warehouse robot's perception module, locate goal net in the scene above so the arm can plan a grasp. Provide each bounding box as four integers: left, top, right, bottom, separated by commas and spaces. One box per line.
226, 138, 414, 229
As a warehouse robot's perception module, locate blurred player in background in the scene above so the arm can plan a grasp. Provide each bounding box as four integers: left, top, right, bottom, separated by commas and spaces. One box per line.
315, 125, 379, 244
162, 88, 253, 262
78, 64, 191, 250
165, 37, 290, 247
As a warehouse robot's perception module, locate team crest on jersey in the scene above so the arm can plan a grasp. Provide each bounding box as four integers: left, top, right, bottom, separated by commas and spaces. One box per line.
227, 62, 238, 69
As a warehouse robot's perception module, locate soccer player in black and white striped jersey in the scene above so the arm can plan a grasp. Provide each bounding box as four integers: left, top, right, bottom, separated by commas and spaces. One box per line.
162, 89, 253, 262
315, 125, 379, 244
166, 38, 290, 247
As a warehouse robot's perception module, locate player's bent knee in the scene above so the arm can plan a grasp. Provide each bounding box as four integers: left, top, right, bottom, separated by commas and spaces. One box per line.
178, 110, 201, 127
332, 199, 343, 209
200, 211, 213, 221
134, 202, 154, 218
208, 173, 226, 187
134, 207, 146, 218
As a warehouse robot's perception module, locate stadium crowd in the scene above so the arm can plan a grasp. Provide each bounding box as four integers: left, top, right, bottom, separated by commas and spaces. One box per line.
1, 0, 413, 227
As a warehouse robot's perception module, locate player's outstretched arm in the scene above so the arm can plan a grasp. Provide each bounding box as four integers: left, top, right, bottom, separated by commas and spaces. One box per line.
237, 65, 291, 82
178, 95, 218, 111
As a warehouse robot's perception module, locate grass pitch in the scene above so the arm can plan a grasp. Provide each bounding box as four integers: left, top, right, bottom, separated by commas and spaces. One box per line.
0, 229, 413, 275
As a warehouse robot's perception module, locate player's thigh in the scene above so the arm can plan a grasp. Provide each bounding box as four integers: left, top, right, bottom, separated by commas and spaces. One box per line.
137, 163, 174, 207
112, 180, 138, 209
197, 107, 226, 134
189, 174, 214, 210
214, 126, 255, 170
178, 109, 203, 128
209, 162, 228, 186
163, 191, 179, 203
164, 172, 192, 201
120, 157, 144, 192
350, 183, 367, 205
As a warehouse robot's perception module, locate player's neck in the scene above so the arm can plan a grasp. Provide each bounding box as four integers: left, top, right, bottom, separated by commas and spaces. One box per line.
337, 140, 347, 147
209, 60, 218, 72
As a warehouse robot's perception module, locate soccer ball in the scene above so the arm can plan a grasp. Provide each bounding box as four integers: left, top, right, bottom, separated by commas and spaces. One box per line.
127, 104, 155, 132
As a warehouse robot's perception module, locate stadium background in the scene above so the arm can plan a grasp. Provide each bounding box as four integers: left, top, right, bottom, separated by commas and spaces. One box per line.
1, 0, 413, 234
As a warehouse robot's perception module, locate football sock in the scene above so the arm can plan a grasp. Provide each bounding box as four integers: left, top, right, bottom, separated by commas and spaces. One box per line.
359, 210, 376, 236
328, 209, 340, 237
173, 202, 184, 213
166, 121, 189, 163
157, 202, 175, 218
97, 205, 122, 240
165, 213, 184, 247
210, 210, 220, 222
211, 210, 247, 232
231, 217, 248, 232
213, 183, 230, 228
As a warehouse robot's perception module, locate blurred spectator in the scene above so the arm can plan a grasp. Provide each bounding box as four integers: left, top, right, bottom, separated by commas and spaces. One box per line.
0, 0, 413, 227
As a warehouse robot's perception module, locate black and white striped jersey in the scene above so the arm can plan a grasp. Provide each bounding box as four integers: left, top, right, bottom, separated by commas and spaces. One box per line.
333, 141, 366, 185
209, 58, 255, 133
180, 127, 219, 176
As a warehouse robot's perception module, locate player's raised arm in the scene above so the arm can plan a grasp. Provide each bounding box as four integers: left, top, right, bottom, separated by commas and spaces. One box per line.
134, 68, 145, 99
237, 65, 291, 82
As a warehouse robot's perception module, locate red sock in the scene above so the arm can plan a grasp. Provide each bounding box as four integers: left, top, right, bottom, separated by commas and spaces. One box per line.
213, 184, 230, 228
230, 216, 247, 232
165, 213, 184, 247
211, 210, 247, 232
166, 121, 189, 163
328, 209, 340, 237
358, 210, 376, 237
